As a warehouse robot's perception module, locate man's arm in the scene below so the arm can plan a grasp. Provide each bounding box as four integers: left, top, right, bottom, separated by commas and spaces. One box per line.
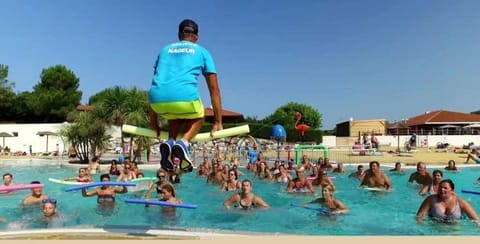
204, 73, 223, 136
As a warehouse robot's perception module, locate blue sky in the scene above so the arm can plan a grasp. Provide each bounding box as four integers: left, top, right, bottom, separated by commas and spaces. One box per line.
2, 0, 480, 129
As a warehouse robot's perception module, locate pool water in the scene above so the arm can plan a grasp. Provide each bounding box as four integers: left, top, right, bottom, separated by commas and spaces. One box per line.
1, 160, 480, 236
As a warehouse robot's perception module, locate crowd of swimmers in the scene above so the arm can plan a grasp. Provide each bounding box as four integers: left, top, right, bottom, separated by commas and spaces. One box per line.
2, 152, 480, 228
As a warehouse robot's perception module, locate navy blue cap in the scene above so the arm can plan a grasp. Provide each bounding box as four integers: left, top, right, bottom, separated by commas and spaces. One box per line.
179, 19, 198, 34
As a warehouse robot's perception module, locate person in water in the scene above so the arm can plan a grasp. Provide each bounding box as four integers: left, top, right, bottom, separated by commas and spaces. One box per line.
223, 179, 269, 210
157, 182, 183, 214
359, 161, 392, 191
82, 174, 128, 205
22, 181, 49, 205
149, 19, 223, 173
144, 169, 169, 201
64, 167, 92, 183
303, 185, 349, 215
416, 179, 479, 225
286, 167, 315, 194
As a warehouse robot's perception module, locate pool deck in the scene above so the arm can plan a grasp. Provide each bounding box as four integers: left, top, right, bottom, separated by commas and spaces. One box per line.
0, 226, 247, 240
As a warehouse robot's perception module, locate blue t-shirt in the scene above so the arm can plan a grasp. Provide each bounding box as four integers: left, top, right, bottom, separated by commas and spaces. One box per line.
149, 40, 216, 103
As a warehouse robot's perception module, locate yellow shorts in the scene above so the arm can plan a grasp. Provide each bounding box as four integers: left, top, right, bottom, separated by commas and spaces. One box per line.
150, 99, 204, 120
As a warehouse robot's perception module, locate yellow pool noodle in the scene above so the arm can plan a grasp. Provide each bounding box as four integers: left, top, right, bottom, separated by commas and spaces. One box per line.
122, 124, 250, 142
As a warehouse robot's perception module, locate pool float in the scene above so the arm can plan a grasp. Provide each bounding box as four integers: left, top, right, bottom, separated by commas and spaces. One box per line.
131, 177, 157, 183
0, 183, 44, 192
48, 178, 88, 185
124, 198, 197, 209
290, 203, 330, 215
122, 124, 250, 141
306, 176, 336, 181
363, 187, 387, 192
461, 189, 480, 195
65, 182, 136, 192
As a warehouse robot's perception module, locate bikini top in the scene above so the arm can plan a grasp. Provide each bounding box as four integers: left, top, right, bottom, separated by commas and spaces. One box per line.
294, 178, 308, 189
77, 177, 90, 182
429, 197, 461, 222
237, 193, 255, 210
97, 195, 115, 204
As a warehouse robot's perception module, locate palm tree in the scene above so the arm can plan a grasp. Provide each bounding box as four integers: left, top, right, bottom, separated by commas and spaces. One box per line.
92, 86, 160, 161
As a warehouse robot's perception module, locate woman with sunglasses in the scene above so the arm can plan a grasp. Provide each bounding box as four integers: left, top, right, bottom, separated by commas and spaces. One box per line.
82, 174, 128, 205
144, 169, 169, 201
116, 162, 137, 182
221, 169, 241, 191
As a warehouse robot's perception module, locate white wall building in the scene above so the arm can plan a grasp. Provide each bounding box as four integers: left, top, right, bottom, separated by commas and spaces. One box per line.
0, 123, 121, 155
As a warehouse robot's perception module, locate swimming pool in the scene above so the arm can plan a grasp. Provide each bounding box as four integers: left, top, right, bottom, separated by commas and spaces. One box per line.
1, 159, 480, 236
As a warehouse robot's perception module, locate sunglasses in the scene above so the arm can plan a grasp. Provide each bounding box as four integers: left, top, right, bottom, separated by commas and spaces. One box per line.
158, 175, 166, 178
42, 198, 57, 204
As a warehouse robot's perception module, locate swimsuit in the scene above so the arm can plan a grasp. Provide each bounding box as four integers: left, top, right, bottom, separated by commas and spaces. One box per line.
77, 177, 90, 182
97, 195, 115, 204
237, 193, 255, 210
429, 197, 462, 222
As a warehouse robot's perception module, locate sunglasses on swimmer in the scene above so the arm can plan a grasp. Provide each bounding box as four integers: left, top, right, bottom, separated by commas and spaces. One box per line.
42, 198, 57, 204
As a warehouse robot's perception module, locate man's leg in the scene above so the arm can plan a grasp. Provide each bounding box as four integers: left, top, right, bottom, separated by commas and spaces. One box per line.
172, 118, 204, 172
159, 119, 183, 171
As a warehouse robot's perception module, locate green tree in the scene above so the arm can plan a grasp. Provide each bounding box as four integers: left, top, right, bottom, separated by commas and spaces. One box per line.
0, 64, 17, 121
12, 92, 35, 122
90, 86, 153, 160
61, 111, 111, 162
28, 65, 82, 122
262, 102, 322, 130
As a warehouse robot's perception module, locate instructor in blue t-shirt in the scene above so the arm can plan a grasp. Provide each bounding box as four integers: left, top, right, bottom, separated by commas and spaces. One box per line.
149, 19, 223, 173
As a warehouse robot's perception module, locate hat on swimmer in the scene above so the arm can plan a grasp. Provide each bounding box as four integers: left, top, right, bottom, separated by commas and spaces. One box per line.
118, 155, 125, 163
179, 19, 198, 35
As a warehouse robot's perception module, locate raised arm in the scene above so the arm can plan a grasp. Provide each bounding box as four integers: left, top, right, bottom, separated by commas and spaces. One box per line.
82, 188, 98, 197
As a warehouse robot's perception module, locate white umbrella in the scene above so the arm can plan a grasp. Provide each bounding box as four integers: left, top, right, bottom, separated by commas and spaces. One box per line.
463, 123, 480, 128
438, 124, 460, 129
0, 132, 13, 148
37, 131, 58, 152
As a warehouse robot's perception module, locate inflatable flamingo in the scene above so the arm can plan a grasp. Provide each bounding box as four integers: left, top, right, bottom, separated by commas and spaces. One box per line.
294, 111, 311, 137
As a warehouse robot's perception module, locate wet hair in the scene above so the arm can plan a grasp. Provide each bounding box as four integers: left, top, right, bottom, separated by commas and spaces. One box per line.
100, 173, 110, 181
369, 161, 380, 168
439, 179, 455, 190
432, 170, 443, 177
2, 173, 13, 178
228, 169, 238, 179
160, 182, 176, 198
30, 181, 41, 184
242, 179, 252, 186
322, 184, 334, 193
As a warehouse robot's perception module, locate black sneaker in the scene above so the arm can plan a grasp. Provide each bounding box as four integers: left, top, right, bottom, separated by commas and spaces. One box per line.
160, 139, 174, 171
